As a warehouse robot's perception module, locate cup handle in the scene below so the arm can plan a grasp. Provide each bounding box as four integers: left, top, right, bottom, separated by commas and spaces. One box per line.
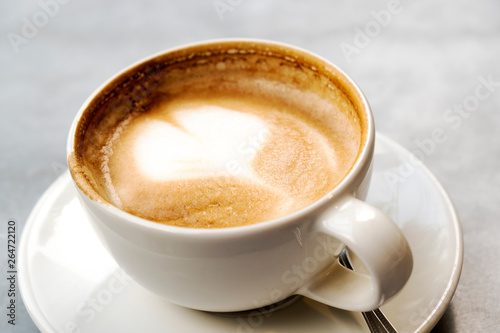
299, 195, 413, 311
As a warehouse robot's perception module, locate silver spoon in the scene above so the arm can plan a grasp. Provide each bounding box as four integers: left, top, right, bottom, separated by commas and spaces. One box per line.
338, 249, 399, 333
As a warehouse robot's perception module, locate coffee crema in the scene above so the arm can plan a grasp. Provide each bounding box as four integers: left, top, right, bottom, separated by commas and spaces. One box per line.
69, 41, 366, 228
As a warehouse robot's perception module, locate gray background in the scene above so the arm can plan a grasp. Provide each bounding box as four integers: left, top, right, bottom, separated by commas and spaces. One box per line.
1, 0, 499, 332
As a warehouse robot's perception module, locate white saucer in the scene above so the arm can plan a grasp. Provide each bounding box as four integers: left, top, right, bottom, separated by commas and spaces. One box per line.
19, 134, 463, 333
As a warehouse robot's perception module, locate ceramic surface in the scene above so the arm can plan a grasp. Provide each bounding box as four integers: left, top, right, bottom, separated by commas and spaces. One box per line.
19, 134, 463, 333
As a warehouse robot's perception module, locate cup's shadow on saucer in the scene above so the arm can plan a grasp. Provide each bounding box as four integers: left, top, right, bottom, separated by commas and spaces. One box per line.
194, 295, 364, 331
208, 295, 304, 318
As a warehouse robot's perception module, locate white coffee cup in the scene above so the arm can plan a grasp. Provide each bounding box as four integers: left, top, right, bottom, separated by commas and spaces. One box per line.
67, 39, 412, 313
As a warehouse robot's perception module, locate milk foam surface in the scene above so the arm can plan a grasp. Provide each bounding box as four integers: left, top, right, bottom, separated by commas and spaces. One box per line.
96, 95, 351, 228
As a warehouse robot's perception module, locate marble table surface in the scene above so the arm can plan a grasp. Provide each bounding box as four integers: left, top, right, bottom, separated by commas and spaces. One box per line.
1, 0, 499, 332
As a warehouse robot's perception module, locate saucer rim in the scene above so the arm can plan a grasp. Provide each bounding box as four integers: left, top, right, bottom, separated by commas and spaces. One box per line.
18, 133, 464, 333
19, 171, 70, 332
376, 133, 463, 333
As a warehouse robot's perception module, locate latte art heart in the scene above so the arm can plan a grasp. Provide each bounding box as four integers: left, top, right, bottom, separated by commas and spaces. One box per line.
133, 106, 269, 181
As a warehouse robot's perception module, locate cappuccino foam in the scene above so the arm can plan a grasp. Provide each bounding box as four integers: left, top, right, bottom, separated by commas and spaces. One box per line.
69, 42, 364, 228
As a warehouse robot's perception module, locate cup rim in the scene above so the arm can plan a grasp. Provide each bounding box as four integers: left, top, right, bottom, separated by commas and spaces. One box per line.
67, 38, 375, 236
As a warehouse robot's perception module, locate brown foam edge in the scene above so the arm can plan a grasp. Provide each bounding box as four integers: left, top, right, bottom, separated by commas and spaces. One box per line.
68, 39, 369, 209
